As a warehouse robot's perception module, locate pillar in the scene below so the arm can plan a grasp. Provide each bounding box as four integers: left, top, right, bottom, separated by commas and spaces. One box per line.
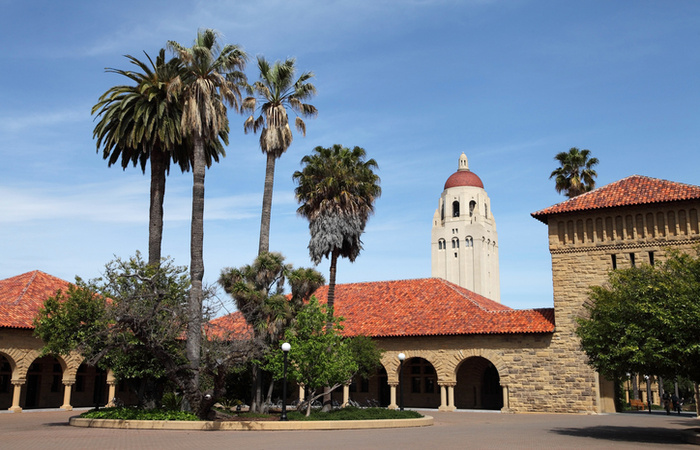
298, 385, 305, 402
342, 384, 349, 408
501, 385, 510, 412
106, 381, 118, 407
9, 379, 24, 413
447, 383, 456, 411
438, 384, 448, 411
388, 382, 398, 410
61, 380, 75, 411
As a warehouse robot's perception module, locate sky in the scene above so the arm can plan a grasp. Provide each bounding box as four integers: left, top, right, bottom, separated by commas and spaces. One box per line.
1, 0, 698, 311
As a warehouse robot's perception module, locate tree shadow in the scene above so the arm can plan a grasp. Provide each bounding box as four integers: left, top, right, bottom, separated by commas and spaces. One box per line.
551, 425, 687, 445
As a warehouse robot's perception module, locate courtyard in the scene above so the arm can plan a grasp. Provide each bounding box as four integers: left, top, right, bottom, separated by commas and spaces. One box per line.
1, 409, 698, 449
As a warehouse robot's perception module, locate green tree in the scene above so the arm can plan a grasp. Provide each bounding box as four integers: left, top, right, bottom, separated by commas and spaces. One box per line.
263, 297, 358, 416
549, 147, 599, 198
242, 57, 317, 255
92, 50, 225, 266
577, 247, 700, 385
34, 254, 260, 419
167, 29, 248, 380
293, 145, 381, 322
219, 252, 325, 413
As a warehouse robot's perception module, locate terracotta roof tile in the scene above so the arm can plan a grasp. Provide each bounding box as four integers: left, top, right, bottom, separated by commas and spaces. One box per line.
213, 278, 554, 338
532, 175, 700, 224
0, 271, 72, 329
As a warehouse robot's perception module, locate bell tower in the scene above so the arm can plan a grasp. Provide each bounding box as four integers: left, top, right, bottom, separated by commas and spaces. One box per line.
431, 153, 500, 302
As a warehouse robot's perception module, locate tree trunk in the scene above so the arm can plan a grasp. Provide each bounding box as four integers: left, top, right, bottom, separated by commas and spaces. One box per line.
326, 249, 339, 328
258, 152, 277, 255
148, 149, 167, 266
632, 374, 639, 400
187, 135, 206, 390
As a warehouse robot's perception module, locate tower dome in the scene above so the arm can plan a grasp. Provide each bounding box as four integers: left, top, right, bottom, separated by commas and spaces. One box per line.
444, 153, 484, 189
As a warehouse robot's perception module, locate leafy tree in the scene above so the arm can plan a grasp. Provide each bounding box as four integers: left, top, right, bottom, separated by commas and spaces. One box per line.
577, 247, 700, 387
34, 254, 260, 420
167, 29, 248, 381
219, 252, 324, 413
549, 147, 599, 198
92, 50, 227, 266
293, 144, 381, 322
263, 297, 359, 416
242, 57, 318, 255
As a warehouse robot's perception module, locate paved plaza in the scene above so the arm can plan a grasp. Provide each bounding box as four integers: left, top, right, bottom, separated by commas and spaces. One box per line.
1, 409, 699, 450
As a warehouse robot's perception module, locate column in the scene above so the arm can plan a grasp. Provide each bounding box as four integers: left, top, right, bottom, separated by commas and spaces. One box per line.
106, 380, 118, 407
388, 382, 398, 410
10, 379, 24, 413
342, 384, 349, 408
501, 385, 510, 412
298, 385, 305, 402
61, 379, 75, 411
438, 384, 448, 411
447, 383, 456, 411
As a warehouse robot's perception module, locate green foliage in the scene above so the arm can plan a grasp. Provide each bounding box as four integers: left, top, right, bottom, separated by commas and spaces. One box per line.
347, 335, 385, 379
577, 247, 700, 383
287, 407, 422, 421
549, 147, 599, 198
161, 392, 184, 411
80, 407, 198, 421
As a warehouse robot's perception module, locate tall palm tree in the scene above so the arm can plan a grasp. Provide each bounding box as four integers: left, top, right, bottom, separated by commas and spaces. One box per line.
92, 50, 220, 266
167, 29, 247, 402
242, 57, 317, 255
550, 147, 599, 198
293, 145, 381, 322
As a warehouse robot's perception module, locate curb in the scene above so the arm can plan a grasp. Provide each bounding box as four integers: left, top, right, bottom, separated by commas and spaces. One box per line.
69, 415, 434, 431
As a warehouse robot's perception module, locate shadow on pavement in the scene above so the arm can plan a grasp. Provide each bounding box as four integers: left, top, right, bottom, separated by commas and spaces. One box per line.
551, 426, 687, 445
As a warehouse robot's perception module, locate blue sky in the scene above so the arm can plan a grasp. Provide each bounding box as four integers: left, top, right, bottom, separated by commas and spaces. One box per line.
1, 0, 698, 310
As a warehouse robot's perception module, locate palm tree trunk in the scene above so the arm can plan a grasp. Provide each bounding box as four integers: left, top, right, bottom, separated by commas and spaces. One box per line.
148, 149, 167, 266
258, 152, 277, 255
187, 135, 206, 388
326, 249, 339, 328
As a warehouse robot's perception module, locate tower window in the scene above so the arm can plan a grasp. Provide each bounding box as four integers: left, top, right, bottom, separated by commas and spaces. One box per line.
438, 239, 446, 250
452, 238, 459, 249
649, 251, 655, 266
469, 201, 476, 217
630, 253, 636, 267
485, 203, 488, 219
611, 254, 617, 270
452, 201, 460, 217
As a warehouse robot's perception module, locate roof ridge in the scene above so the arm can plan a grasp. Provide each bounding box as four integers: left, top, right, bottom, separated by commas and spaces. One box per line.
437, 278, 512, 312
14, 270, 39, 305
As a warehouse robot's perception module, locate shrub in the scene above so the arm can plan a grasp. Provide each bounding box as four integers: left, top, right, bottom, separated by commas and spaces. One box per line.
80, 407, 198, 421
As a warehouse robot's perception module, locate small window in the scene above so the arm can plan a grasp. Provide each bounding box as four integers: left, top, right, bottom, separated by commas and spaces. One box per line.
630, 253, 636, 267
452, 238, 459, 249
411, 377, 421, 393
469, 201, 476, 217
611, 254, 617, 270
438, 239, 446, 250
649, 251, 655, 266
452, 201, 460, 217
485, 203, 488, 219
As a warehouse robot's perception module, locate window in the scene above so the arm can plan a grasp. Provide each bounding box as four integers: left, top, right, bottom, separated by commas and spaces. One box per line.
611, 254, 617, 270
452, 201, 460, 217
452, 238, 459, 249
441, 202, 445, 221
630, 253, 636, 267
484, 203, 488, 219
469, 201, 476, 217
438, 239, 446, 250
649, 251, 655, 266
411, 377, 421, 393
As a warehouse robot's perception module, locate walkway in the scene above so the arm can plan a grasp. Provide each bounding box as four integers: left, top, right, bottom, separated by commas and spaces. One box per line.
0, 409, 698, 449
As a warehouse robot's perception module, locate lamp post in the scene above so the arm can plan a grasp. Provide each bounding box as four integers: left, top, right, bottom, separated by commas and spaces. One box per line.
280, 342, 291, 421
398, 353, 406, 411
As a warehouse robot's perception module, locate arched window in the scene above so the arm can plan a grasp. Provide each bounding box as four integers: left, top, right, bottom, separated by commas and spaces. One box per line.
469, 201, 476, 217
440, 201, 445, 221
438, 239, 446, 250
465, 236, 473, 247
452, 201, 460, 217
452, 238, 459, 249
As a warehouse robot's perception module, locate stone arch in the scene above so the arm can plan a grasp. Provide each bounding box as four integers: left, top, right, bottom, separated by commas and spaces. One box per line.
62, 352, 84, 382
454, 356, 503, 410
6, 349, 41, 381
443, 348, 508, 384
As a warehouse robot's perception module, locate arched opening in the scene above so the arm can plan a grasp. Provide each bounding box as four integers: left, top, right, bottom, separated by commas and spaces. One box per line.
469, 201, 476, 217
399, 357, 439, 409
0, 354, 12, 410
455, 356, 503, 410
22, 355, 65, 409
337, 365, 390, 408
452, 201, 460, 218
72, 363, 108, 408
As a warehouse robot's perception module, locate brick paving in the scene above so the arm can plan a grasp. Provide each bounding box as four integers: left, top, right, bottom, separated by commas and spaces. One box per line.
1, 409, 698, 450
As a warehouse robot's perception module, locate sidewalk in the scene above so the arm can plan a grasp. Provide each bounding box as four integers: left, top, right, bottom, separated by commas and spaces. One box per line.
1, 408, 698, 450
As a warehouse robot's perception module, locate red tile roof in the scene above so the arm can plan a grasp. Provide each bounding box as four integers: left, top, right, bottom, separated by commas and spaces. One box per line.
532, 175, 700, 224
0, 271, 72, 329
212, 278, 555, 338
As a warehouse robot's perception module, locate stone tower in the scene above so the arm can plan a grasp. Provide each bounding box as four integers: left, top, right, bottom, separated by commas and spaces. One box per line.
431, 153, 500, 302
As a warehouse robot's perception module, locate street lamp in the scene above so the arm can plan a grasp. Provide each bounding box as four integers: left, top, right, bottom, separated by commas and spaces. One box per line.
398, 353, 406, 411
280, 342, 291, 421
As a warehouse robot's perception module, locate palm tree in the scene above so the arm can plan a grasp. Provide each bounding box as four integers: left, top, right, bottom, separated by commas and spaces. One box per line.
219, 252, 324, 413
167, 29, 247, 403
550, 147, 599, 198
293, 145, 381, 322
242, 57, 317, 255
92, 50, 220, 266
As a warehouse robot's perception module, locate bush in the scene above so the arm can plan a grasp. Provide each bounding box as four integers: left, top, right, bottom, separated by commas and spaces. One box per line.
287, 406, 423, 421
80, 407, 198, 421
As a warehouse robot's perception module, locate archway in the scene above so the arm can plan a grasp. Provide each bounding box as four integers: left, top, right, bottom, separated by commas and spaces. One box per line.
71, 363, 108, 408
0, 354, 12, 410
23, 355, 65, 409
455, 356, 503, 410
332, 365, 390, 407
399, 357, 439, 409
